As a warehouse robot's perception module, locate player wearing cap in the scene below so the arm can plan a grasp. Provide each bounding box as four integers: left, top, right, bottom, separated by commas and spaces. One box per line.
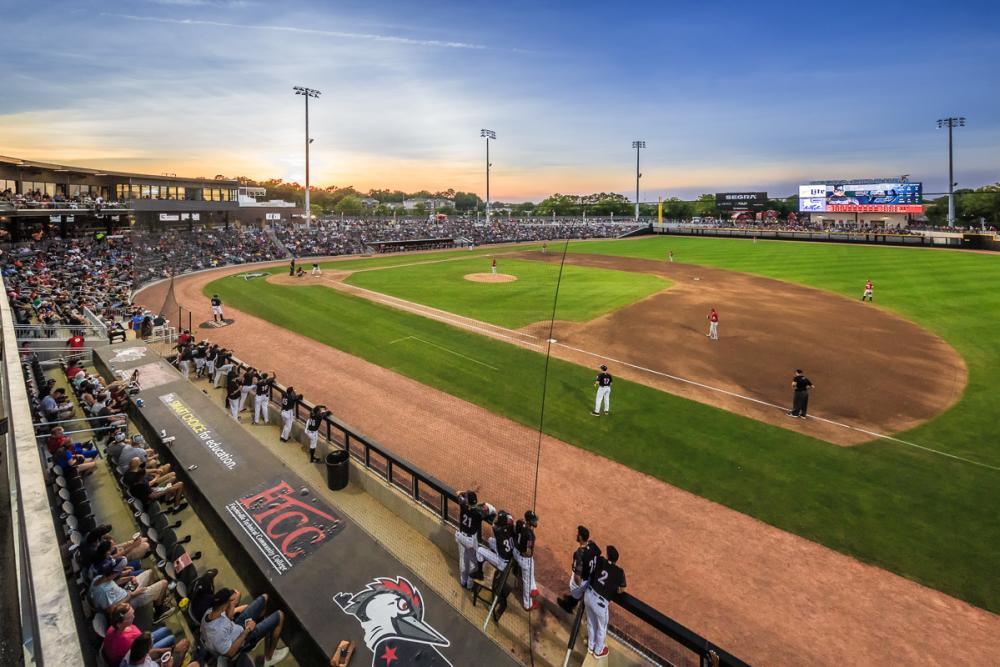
279, 386, 301, 442
455, 490, 485, 590
210, 295, 224, 323
475, 509, 514, 585
592, 364, 612, 416
584, 545, 627, 658
557, 525, 601, 614
514, 510, 540, 610
252, 372, 276, 425
707, 307, 719, 340
862, 279, 874, 302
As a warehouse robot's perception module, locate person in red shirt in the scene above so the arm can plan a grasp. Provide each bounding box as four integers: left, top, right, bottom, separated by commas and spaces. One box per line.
46, 426, 98, 459
861, 279, 874, 302
707, 308, 719, 340
102, 602, 188, 667
66, 331, 85, 351
177, 329, 193, 347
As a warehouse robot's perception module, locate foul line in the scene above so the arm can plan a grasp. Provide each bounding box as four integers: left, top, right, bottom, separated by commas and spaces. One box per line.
388, 335, 498, 371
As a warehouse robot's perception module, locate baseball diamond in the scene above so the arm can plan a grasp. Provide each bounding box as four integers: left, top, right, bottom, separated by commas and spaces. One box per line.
130, 234, 1000, 665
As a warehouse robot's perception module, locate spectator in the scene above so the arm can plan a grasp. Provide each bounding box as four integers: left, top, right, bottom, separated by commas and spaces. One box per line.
121, 628, 197, 667
66, 330, 85, 353
46, 425, 98, 459
116, 434, 166, 475
53, 441, 98, 476
40, 387, 74, 421
88, 559, 172, 623
200, 588, 288, 666
123, 457, 187, 511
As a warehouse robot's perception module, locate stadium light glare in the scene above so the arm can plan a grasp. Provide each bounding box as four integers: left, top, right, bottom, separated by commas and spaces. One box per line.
294, 86, 322, 226
632, 141, 646, 221
936, 116, 966, 227
481, 129, 496, 219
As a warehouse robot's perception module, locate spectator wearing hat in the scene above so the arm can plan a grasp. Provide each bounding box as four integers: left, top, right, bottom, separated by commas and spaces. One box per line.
88, 559, 172, 625
201, 588, 288, 666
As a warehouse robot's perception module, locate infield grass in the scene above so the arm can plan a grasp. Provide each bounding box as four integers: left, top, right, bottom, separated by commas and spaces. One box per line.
344, 257, 669, 328
206, 237, 1000, 613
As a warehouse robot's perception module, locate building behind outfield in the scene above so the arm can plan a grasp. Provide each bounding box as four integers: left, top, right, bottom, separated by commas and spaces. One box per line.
0, 155, 300, 240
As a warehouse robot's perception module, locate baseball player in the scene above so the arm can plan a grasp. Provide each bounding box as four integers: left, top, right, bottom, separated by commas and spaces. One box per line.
592, 364, 612, 416
668, 250, 674, 263
253, 372, 276, 425
210, 294, 224, 322
226, 379, 242, 421
279, 386, 301, 442
305, 404, 329, 462
192, 341, 208, 377
212, 349, 234, 388
491, 257, 497, 274
205, 344, 219, 380
707, 307, 719, 340
862, 279, 874, 302
455, 490, 485, 590
312, 262, 321, 276
176, 343, 194, 381
238, 367, 257, 412
557, 525, 601, 614
584, 545, 626, 658
475, 509, 515, 586
787, 369, 814, 419
289, 258, 296, 276
514, 510, 540, 611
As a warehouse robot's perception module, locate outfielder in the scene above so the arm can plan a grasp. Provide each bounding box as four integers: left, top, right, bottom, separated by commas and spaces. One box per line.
707, 307, 719, 340
279, 386, 301, 442
584, 545, 626, 658
557, 525, 601, 614
210, 294, 224, 322
514, 510, 540, 611
592, 364, 612, 416
455, 490, 485, 590
862, 279, 874, 302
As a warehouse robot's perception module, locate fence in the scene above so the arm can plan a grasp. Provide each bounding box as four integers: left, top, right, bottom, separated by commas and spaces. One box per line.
653, 224, 965, 248
169, 349, 750, 667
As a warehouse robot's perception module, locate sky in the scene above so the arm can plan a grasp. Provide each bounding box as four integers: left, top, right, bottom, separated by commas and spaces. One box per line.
1, 0, 998, 201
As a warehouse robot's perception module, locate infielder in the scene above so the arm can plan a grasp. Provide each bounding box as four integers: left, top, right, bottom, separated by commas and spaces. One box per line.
592, 364, 612, 416
455, 490, 485, 590
279, 386, 301, 442
210, 294, 224, 322
514, 510, 540, 611
584, 545, 626, 658
707, 307, 719, 340
862, 279, 874, 302
253, 372, 276, 425
557, 525, 601, 614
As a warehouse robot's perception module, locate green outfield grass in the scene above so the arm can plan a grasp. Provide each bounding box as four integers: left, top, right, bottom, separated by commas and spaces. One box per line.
206, 237, 1000, 613
344, 257, 669, 328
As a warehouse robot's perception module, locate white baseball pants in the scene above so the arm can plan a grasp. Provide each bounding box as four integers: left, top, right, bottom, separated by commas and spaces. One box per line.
307, 428, 319, 453
514, 549, 536, 609
594, 386, 610, 414
455, 531, 478, 588
568, 573, 589, 601
280, 409, 294, 440
253, 394, 269, 424
709, 321, 718, 339
228, 398, 239, 421
476, 537, 509, 573
179, 359, 190, 380
584, 588, 609, 655
239, 386, 252, 410
213, 364, 233, 387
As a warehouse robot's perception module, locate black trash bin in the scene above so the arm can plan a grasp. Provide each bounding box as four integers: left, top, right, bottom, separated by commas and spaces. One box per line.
325, 449, 350, 491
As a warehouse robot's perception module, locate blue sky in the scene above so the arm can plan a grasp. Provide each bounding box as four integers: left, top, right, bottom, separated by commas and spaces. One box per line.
0, 0, 997, 200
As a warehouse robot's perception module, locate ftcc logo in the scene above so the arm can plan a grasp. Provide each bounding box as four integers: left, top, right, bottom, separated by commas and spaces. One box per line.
334, 576, 452, 666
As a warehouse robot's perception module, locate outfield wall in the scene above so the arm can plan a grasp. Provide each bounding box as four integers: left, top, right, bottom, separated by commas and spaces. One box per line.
651, 223, 976, 248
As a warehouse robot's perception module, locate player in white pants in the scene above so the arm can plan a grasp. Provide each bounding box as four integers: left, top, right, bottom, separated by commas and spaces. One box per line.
708, 307, 719, 340
312, 263, 321, 276
584, 546, 626, 658
238, 370, 256, 411
514, 511, 539, 610
226, 384, 241, 421
592, 365, 612, 416
305, 405, 327, 463
279, 387, 300, 442
455, 490, 484, 590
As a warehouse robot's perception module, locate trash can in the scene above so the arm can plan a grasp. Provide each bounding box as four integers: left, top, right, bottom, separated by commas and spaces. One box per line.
325, 449, 350, 491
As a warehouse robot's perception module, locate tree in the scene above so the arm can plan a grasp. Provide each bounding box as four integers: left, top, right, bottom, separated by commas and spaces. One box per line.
662, 197, 693, 220
693, 194, 719, 217
334, 195, 364, 216
534, 194, 582, 216
453, 191, 483, 212
412, 202, 427, 218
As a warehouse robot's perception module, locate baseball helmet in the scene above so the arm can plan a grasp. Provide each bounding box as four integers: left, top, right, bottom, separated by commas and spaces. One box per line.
524, 510, 539, 526
600, 364, 607, 371
496, 510, 513, 526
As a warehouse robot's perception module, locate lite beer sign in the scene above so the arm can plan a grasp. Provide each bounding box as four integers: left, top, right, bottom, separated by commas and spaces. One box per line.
226, 479, 343, 574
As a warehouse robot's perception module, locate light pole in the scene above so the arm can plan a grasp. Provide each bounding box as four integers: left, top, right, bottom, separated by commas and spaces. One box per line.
632, 140, 645, 221
481, 129, 496, 219
294, 86, 321, 226
936, 117, 965, 227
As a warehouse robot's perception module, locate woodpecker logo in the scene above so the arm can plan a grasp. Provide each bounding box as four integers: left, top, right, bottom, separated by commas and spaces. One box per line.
334, 576, 453, 666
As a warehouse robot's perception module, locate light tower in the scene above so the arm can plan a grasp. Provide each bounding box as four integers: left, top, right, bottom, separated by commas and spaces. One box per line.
294, 86, 321, 226
481, 129, 496, 219
632, 140, 645, 221
936, 117, 965, 227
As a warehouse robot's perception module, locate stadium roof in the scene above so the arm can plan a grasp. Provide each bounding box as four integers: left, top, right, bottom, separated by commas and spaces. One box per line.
0, 154, 239, 186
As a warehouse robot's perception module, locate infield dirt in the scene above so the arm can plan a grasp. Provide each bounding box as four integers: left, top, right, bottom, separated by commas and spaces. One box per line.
135, 259, 998, 666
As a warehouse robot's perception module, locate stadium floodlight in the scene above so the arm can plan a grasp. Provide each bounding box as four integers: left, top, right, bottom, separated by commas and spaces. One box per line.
632, 141, 646, 221
936, 117, 966, 227
294, 86, 322, 226
481, 129, 496, 219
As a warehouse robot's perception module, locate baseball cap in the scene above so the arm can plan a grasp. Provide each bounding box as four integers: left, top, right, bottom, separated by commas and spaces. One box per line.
131, 434, 145, 445
600, 364, 607, 371
99, 559, 117, 577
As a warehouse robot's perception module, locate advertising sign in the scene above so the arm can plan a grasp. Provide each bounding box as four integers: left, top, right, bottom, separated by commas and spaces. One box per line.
716, 192, 768, 211
799, 182, 922, 213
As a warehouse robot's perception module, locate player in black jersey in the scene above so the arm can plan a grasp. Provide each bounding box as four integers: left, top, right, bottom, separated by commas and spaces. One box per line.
305, 404, 329, 463
592, 364, 612, 416
210, 294, 223, 322
279, 386, 301, 442
253, 372, 276, 425
239, 367, 257, 413
557, 525, 601, 613
455, 490, 485, 590
584, 545, 626, 658
476, 509, 514, 581
514, 510, 540, 610
226, 381, 242, 421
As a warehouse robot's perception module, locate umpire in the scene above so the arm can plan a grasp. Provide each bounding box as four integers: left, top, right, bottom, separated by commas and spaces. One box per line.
787, 369, 814, 419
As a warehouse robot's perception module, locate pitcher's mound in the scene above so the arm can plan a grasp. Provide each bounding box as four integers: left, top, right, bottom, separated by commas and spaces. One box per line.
464, 273, 518, 283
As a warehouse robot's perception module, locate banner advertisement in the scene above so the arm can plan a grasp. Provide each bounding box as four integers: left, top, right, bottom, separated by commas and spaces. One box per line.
716, 192, 768, 211
799, 182, 922, 213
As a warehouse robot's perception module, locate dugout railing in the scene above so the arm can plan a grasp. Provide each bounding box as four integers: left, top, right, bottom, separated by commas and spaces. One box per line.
193, 351, 750, 667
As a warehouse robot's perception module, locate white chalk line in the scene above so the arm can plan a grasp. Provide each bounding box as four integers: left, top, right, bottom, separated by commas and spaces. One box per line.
332, 260, 1000, 472
388, 335, 498, 371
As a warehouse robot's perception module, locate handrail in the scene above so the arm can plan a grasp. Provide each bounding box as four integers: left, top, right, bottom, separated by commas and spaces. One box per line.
0, 279, 86, 665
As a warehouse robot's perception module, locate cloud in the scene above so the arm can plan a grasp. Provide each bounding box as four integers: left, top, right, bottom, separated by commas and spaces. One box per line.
100, 13, 487, 50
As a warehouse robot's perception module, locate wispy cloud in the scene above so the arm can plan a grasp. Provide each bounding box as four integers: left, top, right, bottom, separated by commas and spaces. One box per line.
138, 0, 254, 6
101, 13, 487, 50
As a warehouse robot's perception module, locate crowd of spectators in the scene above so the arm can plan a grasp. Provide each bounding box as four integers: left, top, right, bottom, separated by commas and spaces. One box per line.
694, 218, 923, 235
129, 228, 284, 285
0, 188, 128, 211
